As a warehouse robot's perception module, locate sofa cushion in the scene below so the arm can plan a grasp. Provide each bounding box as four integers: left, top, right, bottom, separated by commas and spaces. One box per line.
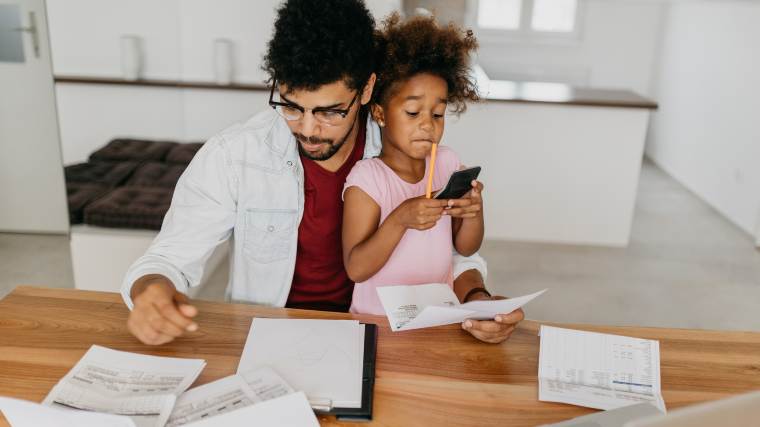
126, 162, 187, 189
84, 187, 174, 230
66, 182, 109, 224
166, 142, 204, 165
64, 161, 139, 187
89, 138, 177, 162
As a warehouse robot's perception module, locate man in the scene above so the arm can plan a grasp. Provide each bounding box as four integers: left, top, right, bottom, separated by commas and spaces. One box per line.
122, 0, 523, 345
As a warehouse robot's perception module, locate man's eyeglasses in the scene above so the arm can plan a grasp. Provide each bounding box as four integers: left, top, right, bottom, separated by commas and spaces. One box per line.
268, 79, 359, 127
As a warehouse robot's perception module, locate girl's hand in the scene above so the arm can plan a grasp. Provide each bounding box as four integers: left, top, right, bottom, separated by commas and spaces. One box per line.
446, 180, 483, 219
390, 196, 449, 231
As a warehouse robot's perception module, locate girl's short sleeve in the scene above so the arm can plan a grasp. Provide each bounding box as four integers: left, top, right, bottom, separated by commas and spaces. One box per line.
343, 159, 384, 206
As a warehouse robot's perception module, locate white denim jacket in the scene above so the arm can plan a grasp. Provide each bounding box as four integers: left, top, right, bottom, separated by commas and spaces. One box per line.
121, 108, 487, 309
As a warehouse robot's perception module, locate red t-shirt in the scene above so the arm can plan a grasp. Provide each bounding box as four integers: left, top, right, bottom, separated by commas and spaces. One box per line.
286, 112, 367, 312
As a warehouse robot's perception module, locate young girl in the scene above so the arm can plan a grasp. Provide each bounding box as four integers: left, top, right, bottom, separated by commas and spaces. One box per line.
342, 14, 483, 315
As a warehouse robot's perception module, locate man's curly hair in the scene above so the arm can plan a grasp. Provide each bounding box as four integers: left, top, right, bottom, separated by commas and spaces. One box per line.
373, 13, 479, 114
263, 0, 376, 92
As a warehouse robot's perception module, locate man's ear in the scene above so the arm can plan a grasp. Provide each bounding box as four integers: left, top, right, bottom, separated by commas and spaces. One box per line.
370, 103, 385, 127
360, 73, 376, 105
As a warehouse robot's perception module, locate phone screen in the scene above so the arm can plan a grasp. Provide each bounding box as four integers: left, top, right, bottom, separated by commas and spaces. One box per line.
434, 166, 481, 199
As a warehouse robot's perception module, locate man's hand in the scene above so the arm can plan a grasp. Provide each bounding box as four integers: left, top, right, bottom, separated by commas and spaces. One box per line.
127, 275, 198, 345
462, 294, 525, 344
453, 269, 524, 344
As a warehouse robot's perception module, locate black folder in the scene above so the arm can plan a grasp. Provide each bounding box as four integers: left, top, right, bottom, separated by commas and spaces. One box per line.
315, 323, 377, 422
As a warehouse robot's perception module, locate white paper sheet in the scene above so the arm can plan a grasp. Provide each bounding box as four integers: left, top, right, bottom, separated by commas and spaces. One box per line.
377, 284, 546, 331
0, 396, 136, 427
183, 391, 319, 427
165, 374, 259, 427
239, 366, 295, 401
538, 325, 666, 412
237, 318, 365, 409
43, 345, 206, 427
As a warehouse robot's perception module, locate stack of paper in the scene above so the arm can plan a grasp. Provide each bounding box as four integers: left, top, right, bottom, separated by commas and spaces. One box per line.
17, 344, 315, 427
239, 366, 296, 401
538, 325, 666, 412
165, 367, 294, 427
237, 318, 365, 410
377, 283, 546, 331
182, 391, 319, 427
43, 345, 206, 427
0, 397, 135, 427
1, 389, 319, 427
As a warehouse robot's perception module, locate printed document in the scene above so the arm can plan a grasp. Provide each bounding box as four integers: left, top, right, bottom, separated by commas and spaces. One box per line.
377, 283, 546, 331
183, 391, 319, 427
538, 325, 666, 412
43, 345, 206, 427
239, 365, 295, 401
165, 367, 295, 427
164, 374, 257, 427
0, 397, 135, 427
237, 318, 365, 409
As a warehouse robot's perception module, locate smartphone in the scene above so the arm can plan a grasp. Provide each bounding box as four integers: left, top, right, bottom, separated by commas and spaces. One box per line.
434, 166, 481, 199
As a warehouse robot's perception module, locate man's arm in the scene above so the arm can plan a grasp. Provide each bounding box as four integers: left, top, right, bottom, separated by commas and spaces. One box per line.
122, 137, 237, 344
452, 267, 487, 302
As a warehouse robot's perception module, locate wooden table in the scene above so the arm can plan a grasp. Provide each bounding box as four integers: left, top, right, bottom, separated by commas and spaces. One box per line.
1, 286, 759, 426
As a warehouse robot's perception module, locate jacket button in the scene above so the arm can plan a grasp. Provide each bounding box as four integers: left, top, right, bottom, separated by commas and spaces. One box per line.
286, 161, 293, 167
267, 225, 275, 232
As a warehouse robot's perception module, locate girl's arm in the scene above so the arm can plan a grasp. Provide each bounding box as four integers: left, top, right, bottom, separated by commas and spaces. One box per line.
452, 181, 484, 257
342, 187, 404, 283
342, 187, 449, 282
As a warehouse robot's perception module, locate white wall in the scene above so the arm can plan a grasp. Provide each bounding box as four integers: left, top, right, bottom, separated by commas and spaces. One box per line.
47, 0, 399, 82
47, 0, 401, 164
444, 102, 650, 246
46, 0, 182, 79
47, 0, 279, 82
646, 1, 760, 237
475, 0, 664, 96
55, 83, 270, 165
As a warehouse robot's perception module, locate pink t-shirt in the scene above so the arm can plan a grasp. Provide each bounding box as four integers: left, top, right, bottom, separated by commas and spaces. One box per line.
343, 146, 461, 315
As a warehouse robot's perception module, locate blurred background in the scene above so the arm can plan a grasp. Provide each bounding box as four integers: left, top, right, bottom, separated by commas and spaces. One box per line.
1, 0, 758, 329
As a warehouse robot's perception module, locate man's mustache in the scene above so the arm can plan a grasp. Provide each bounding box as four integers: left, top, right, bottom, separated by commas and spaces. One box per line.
294, 133, 333, 145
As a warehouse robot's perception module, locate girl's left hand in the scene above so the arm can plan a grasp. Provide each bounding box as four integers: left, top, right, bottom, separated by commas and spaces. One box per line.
445, 180, 483, 219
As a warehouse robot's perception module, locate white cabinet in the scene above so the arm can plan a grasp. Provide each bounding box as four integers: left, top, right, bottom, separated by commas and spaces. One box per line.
47, 0, 182, 79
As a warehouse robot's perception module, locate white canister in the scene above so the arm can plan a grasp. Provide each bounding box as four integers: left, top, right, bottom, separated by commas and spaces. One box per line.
120, 35, 142, 81
213, 38, 234, 85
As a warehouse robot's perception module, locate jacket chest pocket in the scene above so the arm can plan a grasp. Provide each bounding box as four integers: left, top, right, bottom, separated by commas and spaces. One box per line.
244, 209, 297, 263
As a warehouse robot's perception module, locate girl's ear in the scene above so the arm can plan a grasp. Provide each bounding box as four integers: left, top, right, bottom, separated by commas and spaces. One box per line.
371, 103, 386, 127
361, 73, 376, 105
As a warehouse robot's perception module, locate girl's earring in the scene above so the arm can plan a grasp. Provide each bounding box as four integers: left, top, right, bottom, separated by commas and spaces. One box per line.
379, 121, 385, 127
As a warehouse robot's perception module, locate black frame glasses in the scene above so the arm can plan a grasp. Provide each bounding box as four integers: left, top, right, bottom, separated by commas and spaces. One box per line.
268, 79, 360, 126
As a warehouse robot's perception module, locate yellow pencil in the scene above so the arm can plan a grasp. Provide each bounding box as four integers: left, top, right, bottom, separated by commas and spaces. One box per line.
425, 143, 438, 199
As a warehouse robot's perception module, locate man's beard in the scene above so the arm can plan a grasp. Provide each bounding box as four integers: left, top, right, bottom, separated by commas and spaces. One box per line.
295, 118, 357, 161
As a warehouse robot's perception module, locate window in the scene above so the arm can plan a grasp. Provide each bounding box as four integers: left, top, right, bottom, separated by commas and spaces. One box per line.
473, 0, 581, 42
531, 0, 577, 32
477, 0, 521, 30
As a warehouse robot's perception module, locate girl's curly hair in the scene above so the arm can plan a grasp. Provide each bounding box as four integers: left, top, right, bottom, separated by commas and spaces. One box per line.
372, 13, 479, 114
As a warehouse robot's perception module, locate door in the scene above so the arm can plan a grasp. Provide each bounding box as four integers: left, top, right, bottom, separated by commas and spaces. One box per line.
0, 0, 68, 233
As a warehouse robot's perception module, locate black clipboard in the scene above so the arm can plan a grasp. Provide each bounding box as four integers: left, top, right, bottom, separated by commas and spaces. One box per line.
315, 323, 377, 422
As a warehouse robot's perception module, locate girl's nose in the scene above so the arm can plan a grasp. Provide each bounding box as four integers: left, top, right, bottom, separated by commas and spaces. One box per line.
419, 114, 434, 132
